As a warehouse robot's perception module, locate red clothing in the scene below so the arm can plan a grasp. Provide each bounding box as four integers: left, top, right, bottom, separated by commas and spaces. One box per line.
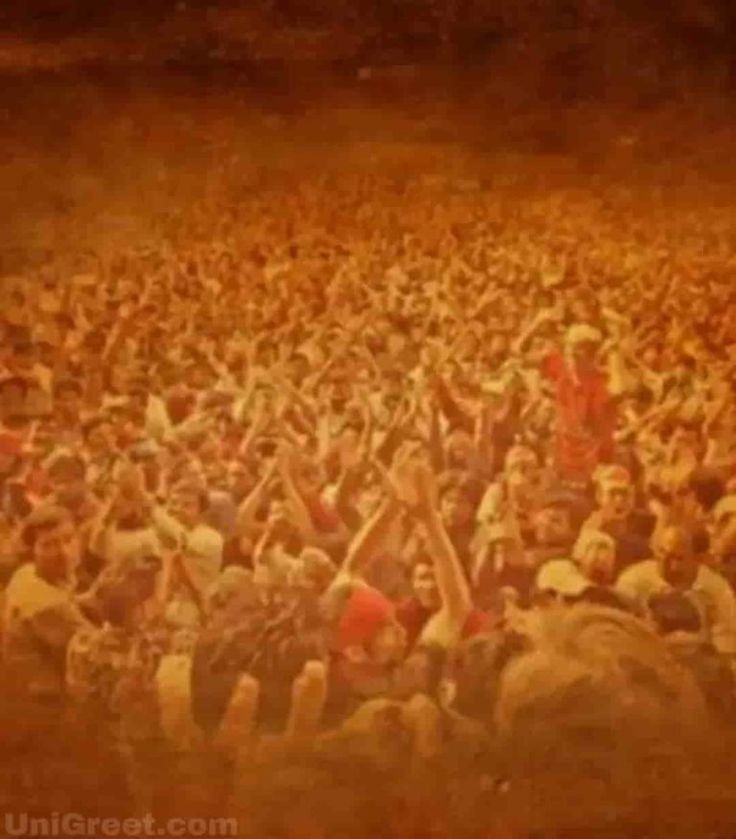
542, 351, 616, 483
336, 586, 395, 651
395, 598, 432, 650
306, 496, 341, 533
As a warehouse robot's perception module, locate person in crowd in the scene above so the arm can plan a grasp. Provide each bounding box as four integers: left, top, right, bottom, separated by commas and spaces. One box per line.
3, 504, 90, 700
2, 164, 736, 828
616, 524, 736, 660
153, 479, 224, 630
583, 464, 653, 570
535, 527, 628, 609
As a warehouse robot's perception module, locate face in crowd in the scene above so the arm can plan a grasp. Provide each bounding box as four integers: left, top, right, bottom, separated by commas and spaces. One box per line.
575, 530, 617, 586
26, 508, 79, 586
654, 526, 698, 590
47, 456, 88, 507
533, 502, 574, 549
597, 478, 633, 524
366, 619, 408, 667
710, 497, 736, 561
411, 560, 441, 611
171, 485, 207, 530
505, 446, 538, 485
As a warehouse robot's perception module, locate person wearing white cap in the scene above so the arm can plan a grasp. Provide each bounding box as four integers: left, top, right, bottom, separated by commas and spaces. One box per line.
534, 529, 625, 610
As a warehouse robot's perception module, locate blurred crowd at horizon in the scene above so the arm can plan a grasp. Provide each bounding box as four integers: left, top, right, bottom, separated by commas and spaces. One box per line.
0, 0, 734, 103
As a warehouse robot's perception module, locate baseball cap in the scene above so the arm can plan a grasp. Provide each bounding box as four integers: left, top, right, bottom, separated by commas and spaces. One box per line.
335, 585, 395, 651
535, 559, 589, 598
565, 324, 603, 346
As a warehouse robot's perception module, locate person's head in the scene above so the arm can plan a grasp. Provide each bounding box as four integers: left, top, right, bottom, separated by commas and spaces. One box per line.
111, 479, 149, 528
336, 586, 407, 669
710, 495, 736, 561
33, 338, 57, 368
410, 559, 441, 611
53, 378, 83, 419
289, 352, 311, 383
0, 433, 23, 479
671, 422, 704, 461
96, 550, 162, 626
641, 344, 661, 369
368, 617, 409, 667
171, 481, 209, 529
298, 547, 337, 595
653, 525, 698, 589
565, 324, 603, 369
204, 565, 257, 621
7, 337, 34, 374
573, 529, 616, 586
329, 378, 351, 414
495, 605, 707, 780
227, 460, 254, 500
22, 504, 78, 584
392, 643, 447, 700
83, 416, 116, 456
595, 465, 634, 523
533, 493, 575, 549
647, 590, 703, 638
45, 450, 87, 507
0, 376, 29, 422
439, 472, 482, 531
445, 429, 475, 470
504, 445, 538, 490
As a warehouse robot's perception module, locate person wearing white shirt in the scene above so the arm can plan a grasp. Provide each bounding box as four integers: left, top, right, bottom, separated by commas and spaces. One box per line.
616, 524, 736, 658
3, 505, 90, 700
152, 481, 223, 630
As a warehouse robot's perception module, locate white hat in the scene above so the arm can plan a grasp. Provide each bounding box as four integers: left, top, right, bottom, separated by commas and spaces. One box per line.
572, 529, 615, 564
535, 559, 589, 598
565, 324, 602, 346
713, 494, 736, 523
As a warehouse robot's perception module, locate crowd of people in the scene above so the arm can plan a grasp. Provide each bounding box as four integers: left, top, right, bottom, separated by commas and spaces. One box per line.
2, 171, 736, 833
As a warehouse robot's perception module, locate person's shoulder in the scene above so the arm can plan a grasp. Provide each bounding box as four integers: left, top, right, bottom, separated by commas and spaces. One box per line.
536, 557, 578, 576
6, 563, 67, 611
6, 560, 34, 591
193, 523, 224, 548
617, 557, 657, 577
695, 563, 735, 595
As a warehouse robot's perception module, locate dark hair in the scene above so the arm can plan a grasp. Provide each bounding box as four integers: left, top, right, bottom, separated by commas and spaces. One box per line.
453, 630, 528, 723
82, 415, 111, 439
648, 591, 702, 635
174, 481, 210, 515
692, 527, 710, 555
690, 474, 725, 513
438, 470, 486, 508
21, 505, 70, 550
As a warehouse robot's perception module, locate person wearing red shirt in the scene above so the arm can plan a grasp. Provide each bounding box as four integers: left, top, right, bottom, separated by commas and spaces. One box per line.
539, 323, 617, 484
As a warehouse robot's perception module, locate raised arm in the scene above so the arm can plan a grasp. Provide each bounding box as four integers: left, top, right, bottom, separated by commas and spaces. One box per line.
235, 461, 277, 539
337, 495, 403, 583
412, 462, 472, 629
